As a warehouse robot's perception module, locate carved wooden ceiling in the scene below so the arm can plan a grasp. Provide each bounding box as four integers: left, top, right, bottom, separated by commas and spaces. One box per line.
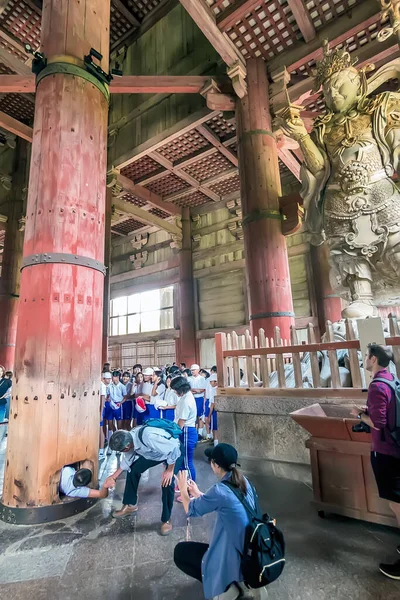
0, 0, 396, 238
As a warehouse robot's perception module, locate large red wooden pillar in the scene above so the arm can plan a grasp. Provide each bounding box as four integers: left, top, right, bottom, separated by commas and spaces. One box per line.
1, 0, 110, 523
237, 59, 294, 341
310, 244, 342, 334
177, 207, 197, 366
0, 139, 28, 369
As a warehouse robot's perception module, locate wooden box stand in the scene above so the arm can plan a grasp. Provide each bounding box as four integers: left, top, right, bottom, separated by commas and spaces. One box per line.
291, 403, 398, 528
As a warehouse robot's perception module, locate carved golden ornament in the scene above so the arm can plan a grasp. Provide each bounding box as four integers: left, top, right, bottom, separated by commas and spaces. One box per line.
378, 0, 400, 42
313, 40, 358, 88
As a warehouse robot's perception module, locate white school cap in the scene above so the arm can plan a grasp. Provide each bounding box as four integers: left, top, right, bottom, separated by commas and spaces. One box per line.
209, 373, 217, 382
103, 372, 112, 379
143, 367, 154, 376
190, 364, 200, 370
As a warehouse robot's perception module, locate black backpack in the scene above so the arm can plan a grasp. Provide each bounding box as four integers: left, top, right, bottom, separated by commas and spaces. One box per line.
373, 378, 400, 447
222, 480, 285, 589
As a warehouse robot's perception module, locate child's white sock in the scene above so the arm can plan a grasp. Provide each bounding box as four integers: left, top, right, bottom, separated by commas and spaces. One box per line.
213, 439, 218, 447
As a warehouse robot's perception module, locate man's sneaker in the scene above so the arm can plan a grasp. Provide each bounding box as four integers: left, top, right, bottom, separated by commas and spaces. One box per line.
160, 521, 173, 536
212, 583, 240, 600
379, 560, 400, 580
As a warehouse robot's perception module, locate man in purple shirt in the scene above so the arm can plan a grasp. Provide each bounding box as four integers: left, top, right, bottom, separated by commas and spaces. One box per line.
352, 344, 400, 580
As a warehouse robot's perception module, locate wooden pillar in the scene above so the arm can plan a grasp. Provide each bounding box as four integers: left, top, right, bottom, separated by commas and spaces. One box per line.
1, 0, 110, 522
178, 207, 197, 366
102, 189, 112, 365
310, 244, 342, 334
237, 58, 294, 341
0, 139, 28, 368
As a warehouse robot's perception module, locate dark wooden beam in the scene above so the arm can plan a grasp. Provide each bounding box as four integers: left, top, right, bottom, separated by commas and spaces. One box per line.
112, 0, 141, 27
278, 148, 301, 181
113, 171, 182, 215
217, 0, 260, 31
110, 75, 213, 93
286, 0, 316, 43
0, 111, 33, 142
179, 0, 245, 67
112, 196, 182, 235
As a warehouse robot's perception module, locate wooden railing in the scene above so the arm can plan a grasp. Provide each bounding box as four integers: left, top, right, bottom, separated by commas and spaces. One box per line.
215, 315, 400, 391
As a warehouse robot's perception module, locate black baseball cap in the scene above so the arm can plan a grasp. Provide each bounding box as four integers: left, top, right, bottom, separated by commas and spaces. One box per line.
204, 443, 240, 471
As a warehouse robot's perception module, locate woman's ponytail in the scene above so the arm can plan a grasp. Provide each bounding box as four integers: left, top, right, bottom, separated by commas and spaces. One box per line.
230, 466, 247, 495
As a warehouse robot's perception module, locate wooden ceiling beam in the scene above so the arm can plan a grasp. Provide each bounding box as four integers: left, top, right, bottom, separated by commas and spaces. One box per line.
286, 0, 316, 43
112, 196, 182, 236
0, 75, 227, 95
196, 123, 238, 167
110, 75, 217, 93
112, 171, 182, 216
178, 0, 245, 69
0, 110, 33, 142
217, 0, 262, 31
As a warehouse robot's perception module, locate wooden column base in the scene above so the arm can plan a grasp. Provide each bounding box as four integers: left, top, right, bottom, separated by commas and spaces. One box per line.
0, 497, 97, 525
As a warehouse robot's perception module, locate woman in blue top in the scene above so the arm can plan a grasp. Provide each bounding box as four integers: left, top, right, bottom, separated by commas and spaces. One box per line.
174, 444, 267, 600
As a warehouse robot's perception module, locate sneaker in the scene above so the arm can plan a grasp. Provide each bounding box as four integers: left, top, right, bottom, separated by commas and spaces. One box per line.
212, 583, 240, 600
107, 448, 112, 456
379, 559, 400, 580
160, 521, 173, 536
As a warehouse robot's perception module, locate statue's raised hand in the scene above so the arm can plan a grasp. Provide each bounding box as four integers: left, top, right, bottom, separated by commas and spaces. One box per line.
279, 116, 308, 141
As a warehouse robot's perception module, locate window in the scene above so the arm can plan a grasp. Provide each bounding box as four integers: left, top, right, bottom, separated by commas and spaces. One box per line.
110, 286, 174, 336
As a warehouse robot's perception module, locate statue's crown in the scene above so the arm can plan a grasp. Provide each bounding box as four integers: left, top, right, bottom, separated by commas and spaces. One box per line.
313, 40, 358, 87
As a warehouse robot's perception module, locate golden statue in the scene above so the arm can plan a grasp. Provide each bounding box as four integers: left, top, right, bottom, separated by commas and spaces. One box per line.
279, 41, 400, 318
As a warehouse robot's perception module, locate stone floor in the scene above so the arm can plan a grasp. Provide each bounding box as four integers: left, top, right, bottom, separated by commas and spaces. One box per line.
0, 432, 399, 600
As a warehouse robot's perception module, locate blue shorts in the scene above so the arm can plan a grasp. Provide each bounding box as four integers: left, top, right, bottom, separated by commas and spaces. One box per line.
160, 408, 175, 421
195, 396, 205, 418
122, 400, 133, 420
205, 399, 211, 418
211, 409, 218, 431
147, 404, 161, 419
104, 401, 122, 421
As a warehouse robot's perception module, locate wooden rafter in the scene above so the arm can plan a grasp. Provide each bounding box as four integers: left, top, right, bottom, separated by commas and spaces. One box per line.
112, 171, 182, 216
0, 110, 33, 142
217, 0, 261, 31
277, 149, 301, 182
178, 0, 245, 69
0, 47, 31, 76
196, 124, 238, 167
286, 0, 315, 43
112, 196, 181, 236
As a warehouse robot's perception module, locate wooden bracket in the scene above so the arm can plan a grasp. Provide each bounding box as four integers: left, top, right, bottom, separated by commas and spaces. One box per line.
170, 214, 183, 250
226, 198, 242, 218
227, 61, 247, 99
279, 193, 304, 236
130, 233, 149, 250
228, 220, 244, 240
129, 250, 148, 269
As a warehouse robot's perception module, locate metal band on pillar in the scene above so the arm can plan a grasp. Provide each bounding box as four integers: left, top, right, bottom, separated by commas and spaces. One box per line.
242, 209, 283, 227
250, 311, 295, 320
36, 62, 110, 102
21, 253, 107, 275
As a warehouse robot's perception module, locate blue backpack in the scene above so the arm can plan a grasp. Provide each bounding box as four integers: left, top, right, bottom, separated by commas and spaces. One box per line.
140, 418, 182, 441
373, 378, 400, 447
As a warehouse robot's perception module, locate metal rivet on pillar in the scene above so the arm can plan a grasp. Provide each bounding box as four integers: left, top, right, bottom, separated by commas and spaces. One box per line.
72, 392, 76, 398
47, 395, 52, 400
24, 397, 28, 403
61, 394, 64, 399
33, 396, 38, 401
83, 391, 87, 396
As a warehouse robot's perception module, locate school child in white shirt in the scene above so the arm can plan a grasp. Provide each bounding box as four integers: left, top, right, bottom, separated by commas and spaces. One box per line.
160, 375, 177, 421
171, 376, 198, 482
60, 467, 108, 499
207, 372, 219, 447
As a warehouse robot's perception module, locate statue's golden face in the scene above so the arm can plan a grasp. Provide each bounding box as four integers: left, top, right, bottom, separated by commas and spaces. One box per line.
323, 70, 361, 114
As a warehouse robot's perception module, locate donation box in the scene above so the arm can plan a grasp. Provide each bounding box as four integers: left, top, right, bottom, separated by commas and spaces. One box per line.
290, 403, 397, 527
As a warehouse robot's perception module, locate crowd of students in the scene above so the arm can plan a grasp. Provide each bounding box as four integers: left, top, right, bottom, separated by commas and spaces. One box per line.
99, 362, 219, 481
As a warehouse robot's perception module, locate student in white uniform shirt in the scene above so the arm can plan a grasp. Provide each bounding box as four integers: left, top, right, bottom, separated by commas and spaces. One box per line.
160, 374, 177, 421
149, 368, 166, 419
188, 364, 207, 441
171, 376, 198, 482
59, 467, 108, 499
208, 372, 219, 447
100, 372, 112, 457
